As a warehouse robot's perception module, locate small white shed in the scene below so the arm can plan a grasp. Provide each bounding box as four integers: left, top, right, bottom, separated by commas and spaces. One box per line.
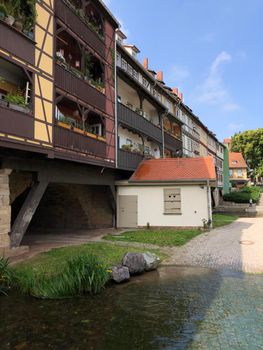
116, 157, 216, 228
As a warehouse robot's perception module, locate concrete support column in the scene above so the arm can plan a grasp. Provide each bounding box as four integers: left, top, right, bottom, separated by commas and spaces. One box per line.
0, 169, 12, 248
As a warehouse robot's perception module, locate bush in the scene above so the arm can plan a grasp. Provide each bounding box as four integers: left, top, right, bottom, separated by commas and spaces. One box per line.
0, 257, 16, 296
18, 253, 110, 299
223, 186, 261, 203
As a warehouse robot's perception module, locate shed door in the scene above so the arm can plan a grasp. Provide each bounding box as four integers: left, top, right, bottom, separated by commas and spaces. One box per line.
118, 195, 138, 228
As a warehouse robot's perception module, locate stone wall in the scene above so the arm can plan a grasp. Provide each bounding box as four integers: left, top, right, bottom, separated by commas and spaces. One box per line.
29, 184, 113, 231
0, 169, 12, 247
9, 171, 33, 204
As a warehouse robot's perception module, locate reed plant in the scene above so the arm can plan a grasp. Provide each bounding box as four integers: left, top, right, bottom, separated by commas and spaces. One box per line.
17, 253, 110, 299
0, 257, 16, 296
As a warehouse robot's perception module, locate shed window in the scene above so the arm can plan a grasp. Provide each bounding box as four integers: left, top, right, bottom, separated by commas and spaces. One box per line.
163, 188, 181, 214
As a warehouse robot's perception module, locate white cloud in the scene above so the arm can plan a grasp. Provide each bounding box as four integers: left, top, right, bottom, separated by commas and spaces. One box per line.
169, 64, 190, 83
199, 32, 215, 43
223, 103, 241, 111
227, 123, 244, 133
195, 51, 233, 105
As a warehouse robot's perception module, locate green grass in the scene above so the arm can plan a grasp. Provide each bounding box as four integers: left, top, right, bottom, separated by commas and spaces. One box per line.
103, 229, 201, 247
212, 213, 239, 228
14, 242, 165, 298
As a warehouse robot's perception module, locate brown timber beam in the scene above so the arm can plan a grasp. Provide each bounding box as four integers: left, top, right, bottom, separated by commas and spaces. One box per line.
10, 180, 48, 248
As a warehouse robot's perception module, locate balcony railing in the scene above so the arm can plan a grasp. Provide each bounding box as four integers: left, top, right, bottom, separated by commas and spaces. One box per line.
55, 0, 105, 58
118, 103, 162, 143
164, 131, 182, 153
0, 20, 34, 65
0, 104, 34, 139
118, 149, 144, 171
55, 64, 106, 112
54, 124, 107, 158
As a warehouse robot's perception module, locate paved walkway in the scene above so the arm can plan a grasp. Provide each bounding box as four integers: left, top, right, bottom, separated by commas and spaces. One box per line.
162, 217, 263, 273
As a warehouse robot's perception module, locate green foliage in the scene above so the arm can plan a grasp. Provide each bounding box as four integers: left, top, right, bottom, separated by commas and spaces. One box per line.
0, 4, 7, 16
223, 186, 261, 203
104, 229, 202, 247
5, 92, 27, 107
212, 214, 238, 228
17, 253, 110, 299
14, 243, 165, 298
0, 257, 16, 296
231, 128, 263, 177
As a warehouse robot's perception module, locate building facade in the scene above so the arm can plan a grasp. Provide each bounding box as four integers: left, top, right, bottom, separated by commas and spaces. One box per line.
116, 30, 183, 171
0, 0, 120, 250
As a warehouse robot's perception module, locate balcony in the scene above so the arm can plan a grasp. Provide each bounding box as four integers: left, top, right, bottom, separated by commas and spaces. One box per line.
118, 149, 144, 171
164, 131, 182, 153
55, 64, 106, 112
0, 20, 35, 65
54, 124, 107, 158
118, 103, 162, 144
55, 0, 105, 58
0, 104, 34, 139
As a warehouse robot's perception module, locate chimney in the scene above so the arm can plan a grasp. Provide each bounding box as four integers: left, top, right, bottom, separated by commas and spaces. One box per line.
178, 92, 183, 101
143, 57, 148, 70
172, 87, 179, 96
156, 71, 163, 82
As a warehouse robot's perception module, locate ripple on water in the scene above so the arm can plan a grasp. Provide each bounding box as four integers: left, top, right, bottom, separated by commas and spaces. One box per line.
0, 266, 262, 350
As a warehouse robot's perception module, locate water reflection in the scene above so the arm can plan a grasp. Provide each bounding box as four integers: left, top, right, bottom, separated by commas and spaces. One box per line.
0, 266, 262, 350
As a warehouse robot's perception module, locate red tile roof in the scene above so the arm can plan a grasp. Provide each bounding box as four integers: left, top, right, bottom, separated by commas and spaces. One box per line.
130, 157, 216, 182
229, 152, 247, 169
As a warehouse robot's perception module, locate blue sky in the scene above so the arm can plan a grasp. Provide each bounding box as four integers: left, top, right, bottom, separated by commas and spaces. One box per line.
104, 0, 262, 141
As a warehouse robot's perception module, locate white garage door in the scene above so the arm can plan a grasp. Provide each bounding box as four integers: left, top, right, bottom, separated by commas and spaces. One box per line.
118, 195, 138, 228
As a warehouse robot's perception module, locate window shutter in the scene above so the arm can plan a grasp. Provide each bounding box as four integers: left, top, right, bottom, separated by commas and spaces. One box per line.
163, 188, 181, 214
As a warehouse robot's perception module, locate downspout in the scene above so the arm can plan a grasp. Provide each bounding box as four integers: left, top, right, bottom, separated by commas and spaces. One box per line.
114, 29, 118, 168
207, 180, 212, 228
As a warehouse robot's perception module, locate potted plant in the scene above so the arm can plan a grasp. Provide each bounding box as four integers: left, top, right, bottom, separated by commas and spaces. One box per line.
14, 14, 23, 31
5, 91, 30, 113
121, 144, 132, 152
3, 0, 20, 26
0, 4, 7, 20
21, 0, 37, 39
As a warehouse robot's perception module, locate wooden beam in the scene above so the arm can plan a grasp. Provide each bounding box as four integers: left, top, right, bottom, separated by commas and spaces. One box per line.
10, 181, 48, 248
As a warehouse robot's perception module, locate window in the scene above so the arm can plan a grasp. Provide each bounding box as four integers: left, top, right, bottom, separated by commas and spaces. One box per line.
229, 170, 233, 177
126, 138, 132, 146
163, 188, 181, 214
237, 169, 242, 177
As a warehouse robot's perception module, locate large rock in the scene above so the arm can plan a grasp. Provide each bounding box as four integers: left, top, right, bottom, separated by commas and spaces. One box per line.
111, 265, 130, 283
122, 253, 145, 275
143, 252, 160, 271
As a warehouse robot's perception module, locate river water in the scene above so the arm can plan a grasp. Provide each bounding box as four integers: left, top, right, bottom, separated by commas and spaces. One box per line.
1, 266, 263, 349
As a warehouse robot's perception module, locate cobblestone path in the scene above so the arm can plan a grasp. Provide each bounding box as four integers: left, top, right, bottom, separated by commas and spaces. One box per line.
163, 217, 263, 273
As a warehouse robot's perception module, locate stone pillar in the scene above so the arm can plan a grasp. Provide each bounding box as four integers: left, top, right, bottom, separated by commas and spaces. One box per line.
0, 169, 12, 248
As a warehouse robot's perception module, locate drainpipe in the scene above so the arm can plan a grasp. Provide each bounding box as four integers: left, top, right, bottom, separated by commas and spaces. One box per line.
114, 29, 118, 168
207, 180, 212, 228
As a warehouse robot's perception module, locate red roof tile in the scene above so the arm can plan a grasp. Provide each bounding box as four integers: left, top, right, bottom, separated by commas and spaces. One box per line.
130, 157, 216, 182
229, 152, 247, 169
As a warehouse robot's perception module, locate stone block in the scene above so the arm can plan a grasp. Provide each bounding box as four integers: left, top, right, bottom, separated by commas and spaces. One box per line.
122, 252, 145, 275
111, 265, 130, 283
0, 233, 10, 247
0, 183, 9, 191
0, 169, 12, 175
0, 176, 9, 184
0, 196, 10, 206
0, 222, 11, 234
143, 252, 161, 271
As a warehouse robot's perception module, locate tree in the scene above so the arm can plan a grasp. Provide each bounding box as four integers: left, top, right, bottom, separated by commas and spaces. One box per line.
231, 128, 263, 177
